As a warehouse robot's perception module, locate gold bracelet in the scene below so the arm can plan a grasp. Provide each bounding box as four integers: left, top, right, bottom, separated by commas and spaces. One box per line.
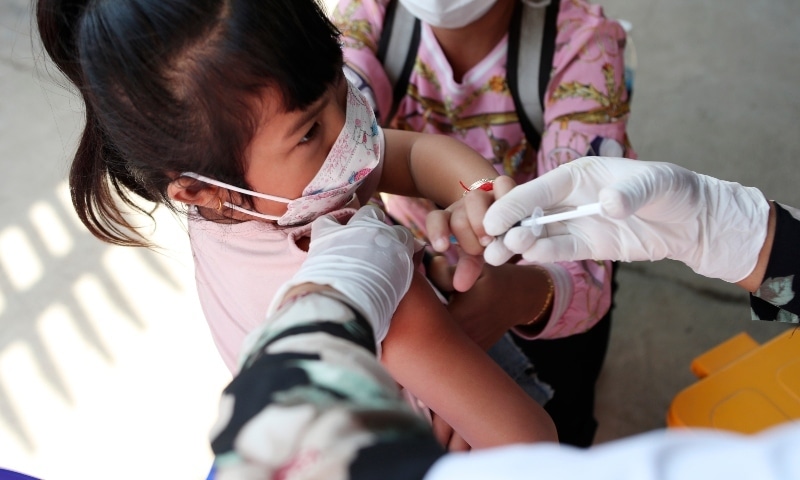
522, 267, 554, 326
459, 178, 495, 197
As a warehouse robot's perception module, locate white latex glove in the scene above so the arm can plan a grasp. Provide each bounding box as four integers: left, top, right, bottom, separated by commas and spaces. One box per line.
268, 205, 417, 345
483, 157, 770, 283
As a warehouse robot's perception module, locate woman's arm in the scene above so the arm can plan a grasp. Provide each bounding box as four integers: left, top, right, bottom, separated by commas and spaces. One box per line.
425, 256, 554, 349
380, 272, 558, 448
745, 202, 800, 323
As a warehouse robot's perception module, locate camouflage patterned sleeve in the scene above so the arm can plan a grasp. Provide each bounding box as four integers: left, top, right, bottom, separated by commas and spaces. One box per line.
750, 203, 800, 324
208, 292, 444, 480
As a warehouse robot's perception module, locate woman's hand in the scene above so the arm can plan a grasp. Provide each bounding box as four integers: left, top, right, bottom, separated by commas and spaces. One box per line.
484, 157, 771, 285
426, 175, 517, 292
268, 205, 418, 344
431, 412, 471, 452
426, 256, 549, 350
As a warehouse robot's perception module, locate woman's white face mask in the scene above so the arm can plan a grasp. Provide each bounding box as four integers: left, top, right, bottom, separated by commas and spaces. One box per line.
181, 81, 381, 226
398, 0, 498, 29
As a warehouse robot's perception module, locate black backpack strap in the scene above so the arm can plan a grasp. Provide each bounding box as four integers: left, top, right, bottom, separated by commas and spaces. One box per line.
507, 0, 560, 148
376, 0, 421, 124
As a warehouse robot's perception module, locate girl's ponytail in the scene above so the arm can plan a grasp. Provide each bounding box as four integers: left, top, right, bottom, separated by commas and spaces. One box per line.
70, 106, 154, 247
37, 0, 154, 247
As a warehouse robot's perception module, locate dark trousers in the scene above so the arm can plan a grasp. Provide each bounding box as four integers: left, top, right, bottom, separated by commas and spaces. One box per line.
512, 263, 618, 447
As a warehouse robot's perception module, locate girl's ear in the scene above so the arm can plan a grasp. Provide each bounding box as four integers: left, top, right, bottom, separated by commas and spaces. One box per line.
167, 176, 220, 209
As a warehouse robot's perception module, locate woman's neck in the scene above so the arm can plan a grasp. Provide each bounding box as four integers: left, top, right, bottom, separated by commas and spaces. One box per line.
430, 0, 516, 82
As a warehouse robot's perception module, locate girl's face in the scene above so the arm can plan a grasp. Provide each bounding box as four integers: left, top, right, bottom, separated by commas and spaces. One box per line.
239, 75, 349, 220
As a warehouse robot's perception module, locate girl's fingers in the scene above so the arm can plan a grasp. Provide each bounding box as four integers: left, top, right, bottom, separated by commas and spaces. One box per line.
426, 209, 454, 253
446, 202, 482, 256
462, 189, 496, 248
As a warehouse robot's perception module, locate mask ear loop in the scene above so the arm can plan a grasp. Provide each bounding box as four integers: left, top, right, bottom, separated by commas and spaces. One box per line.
222, 202, 282, 221
181, 172, 360, 224
180, 172, 294, 204
181, 171, 288, 222
223, 192, 359, 224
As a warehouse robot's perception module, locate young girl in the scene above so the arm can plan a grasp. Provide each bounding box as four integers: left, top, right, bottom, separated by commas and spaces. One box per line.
35, 0, 556, 448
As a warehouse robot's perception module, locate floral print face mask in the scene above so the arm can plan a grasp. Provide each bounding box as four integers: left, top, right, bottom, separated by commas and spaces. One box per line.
182, 80, 381, 226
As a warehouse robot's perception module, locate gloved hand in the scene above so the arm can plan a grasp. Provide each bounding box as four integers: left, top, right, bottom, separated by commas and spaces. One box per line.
483, 157, 770, 283
268, 205, 418, 344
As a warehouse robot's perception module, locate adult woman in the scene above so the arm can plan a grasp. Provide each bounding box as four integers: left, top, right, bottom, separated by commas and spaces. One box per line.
333, 0, 635, 446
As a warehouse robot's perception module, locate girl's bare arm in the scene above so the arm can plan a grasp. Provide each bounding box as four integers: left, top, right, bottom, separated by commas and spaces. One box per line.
377, 129, 499, 207
380, 272, 558, 448
377, 129, 514, 289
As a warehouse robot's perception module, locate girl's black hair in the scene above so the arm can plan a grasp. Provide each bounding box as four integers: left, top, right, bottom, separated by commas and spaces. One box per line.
36, 0, 343, 246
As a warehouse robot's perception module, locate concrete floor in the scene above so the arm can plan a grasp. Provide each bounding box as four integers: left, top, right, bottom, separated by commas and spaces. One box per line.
592, 0, 800, 442
1, 0, 798, 478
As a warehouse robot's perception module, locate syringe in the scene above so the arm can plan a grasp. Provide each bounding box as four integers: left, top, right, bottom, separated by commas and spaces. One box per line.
519, 202, 603, 235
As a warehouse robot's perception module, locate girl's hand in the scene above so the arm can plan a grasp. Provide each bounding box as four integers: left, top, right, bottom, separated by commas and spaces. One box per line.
426, 176, 517, 292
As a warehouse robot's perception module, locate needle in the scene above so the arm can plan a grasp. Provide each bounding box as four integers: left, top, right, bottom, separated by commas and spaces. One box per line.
519, 203, 603, 235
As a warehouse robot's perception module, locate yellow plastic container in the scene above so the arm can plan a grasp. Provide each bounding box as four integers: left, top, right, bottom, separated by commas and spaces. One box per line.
667, 328, 800, 434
